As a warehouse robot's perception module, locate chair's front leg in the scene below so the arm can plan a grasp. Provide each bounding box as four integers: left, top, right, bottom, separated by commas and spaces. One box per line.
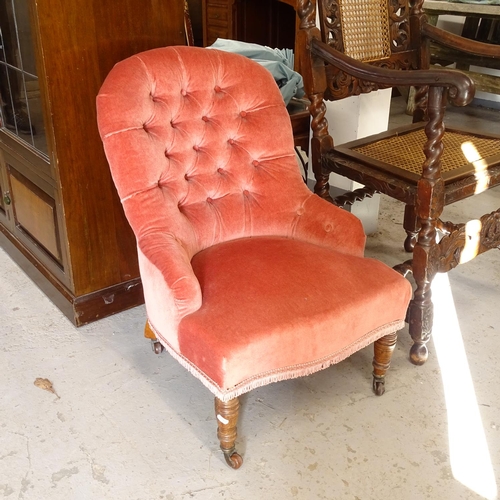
372, 332, 398, 396
215, 397, 243, 469
403, 204, 419, 252
309, 92, 334, 203
409, 85, 446, 366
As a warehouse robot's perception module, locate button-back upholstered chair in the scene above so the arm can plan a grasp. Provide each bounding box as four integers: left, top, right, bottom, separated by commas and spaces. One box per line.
96, 46, 411, 468
295, 0, 500, 366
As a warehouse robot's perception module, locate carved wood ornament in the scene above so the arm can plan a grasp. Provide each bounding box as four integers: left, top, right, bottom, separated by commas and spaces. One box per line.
319, 0, 416, 99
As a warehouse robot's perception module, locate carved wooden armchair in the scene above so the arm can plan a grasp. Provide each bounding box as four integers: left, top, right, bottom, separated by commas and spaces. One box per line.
97, 46, 411, 468
296, 0, 500, 366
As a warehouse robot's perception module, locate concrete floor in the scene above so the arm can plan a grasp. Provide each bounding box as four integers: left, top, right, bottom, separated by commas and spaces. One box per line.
1, 99, 499, 499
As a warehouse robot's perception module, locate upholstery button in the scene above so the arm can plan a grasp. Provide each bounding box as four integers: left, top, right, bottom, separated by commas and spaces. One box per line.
164, 150, 169, 158
214, 85, 222, 92
252, 160, 259, 167
181, 89, 187, 96
184, 173, 190, 181
217, 168, 224, 174
228, 139, 235, 145
240, 110, 247, 117
170, 120, 175, 128
207, 197, 213, 203
202, 116, 209, 122
325, 223, 333, 232
193, 145, 199, 151
297, 207, 305, 216
243, 190, 249, 197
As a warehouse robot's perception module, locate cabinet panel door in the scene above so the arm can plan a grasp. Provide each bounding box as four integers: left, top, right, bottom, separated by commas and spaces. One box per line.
8, 166, 61, 263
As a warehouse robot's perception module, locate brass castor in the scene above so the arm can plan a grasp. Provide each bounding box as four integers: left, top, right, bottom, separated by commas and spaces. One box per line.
409, 342, 428, 366
222, 448, 243, 469
372, 375, 386, 396
151, 340, 164, 354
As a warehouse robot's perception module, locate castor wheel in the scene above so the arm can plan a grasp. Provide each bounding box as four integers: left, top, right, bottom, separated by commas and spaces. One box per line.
222, 450, 243, 469
151, 340, 164, 354
372, 376, 386, 396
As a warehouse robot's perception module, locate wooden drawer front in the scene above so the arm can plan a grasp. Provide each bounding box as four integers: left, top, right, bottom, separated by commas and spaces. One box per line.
206, 4, 230, 27
9, 169, 61, 262
206, 25, 230, 45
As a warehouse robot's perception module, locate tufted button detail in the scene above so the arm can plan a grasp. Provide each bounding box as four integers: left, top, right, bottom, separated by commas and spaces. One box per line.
228, 139, 235, 145
202, 115, 209, 122
217, 168, 224, 174
214, 85, 222, 93
252, 160, 259, 167
207, 197, 213, 204
181, 89, 187, 97
164, 150, 169, 158
240, 110, 247, 117
243, 190, 249, 197
143, 123, 149, 131
184, 173, 190, 181
193, 145, 200, 151
296, 207, 305, 216
325, 223, 333, 232
170, 120, 176, 128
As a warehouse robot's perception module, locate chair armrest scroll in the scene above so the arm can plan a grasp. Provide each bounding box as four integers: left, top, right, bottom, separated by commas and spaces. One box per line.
310, 38, 475, 106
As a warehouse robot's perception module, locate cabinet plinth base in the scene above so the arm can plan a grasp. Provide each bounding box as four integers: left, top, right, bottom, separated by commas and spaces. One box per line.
0, 228, 144, 326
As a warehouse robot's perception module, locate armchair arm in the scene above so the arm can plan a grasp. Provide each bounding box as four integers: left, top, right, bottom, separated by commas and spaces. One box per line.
291, 193, 367, 258
310, 38, 475, 106
138, 231, 202, 320
423, 23, 500, 59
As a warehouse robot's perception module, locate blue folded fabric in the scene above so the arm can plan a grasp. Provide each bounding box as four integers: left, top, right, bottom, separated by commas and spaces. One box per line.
208, 38, 305, 105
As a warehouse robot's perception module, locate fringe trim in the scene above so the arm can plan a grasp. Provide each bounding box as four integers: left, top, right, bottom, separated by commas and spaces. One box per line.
148, 319, 405, 403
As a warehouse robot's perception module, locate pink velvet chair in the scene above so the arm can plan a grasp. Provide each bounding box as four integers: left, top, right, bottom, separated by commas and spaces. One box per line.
96, 46, 412, 469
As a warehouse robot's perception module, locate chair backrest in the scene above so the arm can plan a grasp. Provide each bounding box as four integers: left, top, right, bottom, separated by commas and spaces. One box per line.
97, 46, 310, 260
314, 0, 424, 100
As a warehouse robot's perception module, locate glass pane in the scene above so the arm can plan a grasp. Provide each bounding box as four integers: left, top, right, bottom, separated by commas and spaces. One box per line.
13, 0, 36, 75
0, 0, 18, 67
0, 0, 47, 157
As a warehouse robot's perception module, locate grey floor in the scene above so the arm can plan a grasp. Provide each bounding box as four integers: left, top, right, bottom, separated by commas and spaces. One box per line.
1, 98, 499, 500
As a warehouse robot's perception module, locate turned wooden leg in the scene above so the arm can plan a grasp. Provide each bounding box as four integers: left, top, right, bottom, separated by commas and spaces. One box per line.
313, 168, 333, 203
215, 397, 243, 469
309, 93, 334, 203
408, 295, 433, 366
144, 321, 164, 354
407, 85, 444, 365
372, 332, 398, 396
403, 204, 419, 253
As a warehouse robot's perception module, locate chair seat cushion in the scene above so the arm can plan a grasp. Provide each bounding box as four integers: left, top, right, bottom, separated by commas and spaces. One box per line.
167, 236, 412, 400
